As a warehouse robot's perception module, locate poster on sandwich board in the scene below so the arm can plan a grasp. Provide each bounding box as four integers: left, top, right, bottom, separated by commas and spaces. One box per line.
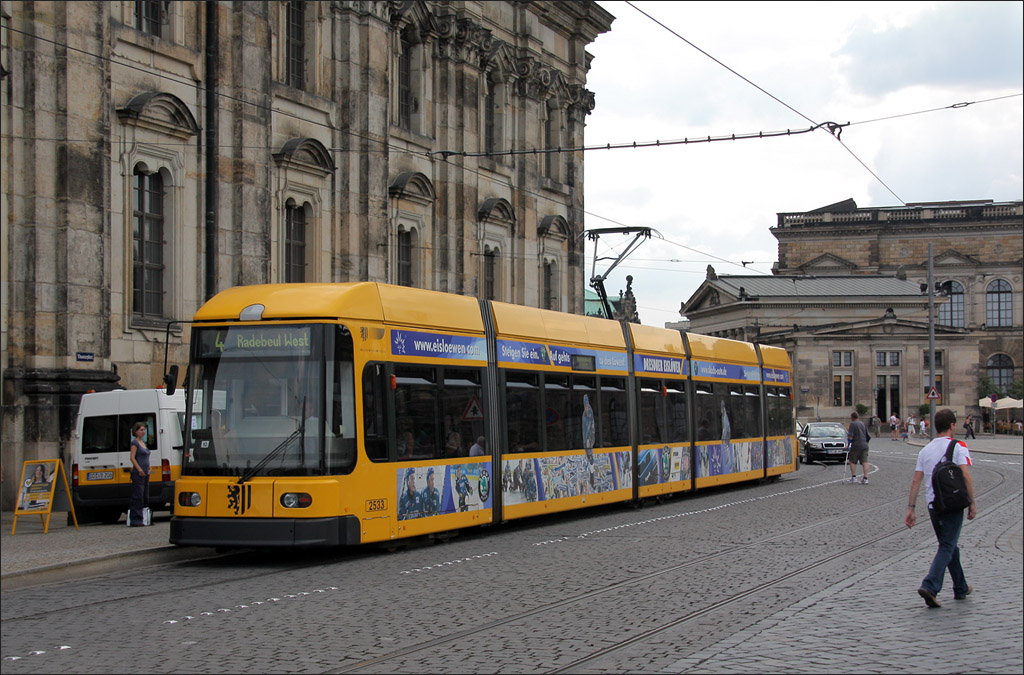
12, 459, 78, 534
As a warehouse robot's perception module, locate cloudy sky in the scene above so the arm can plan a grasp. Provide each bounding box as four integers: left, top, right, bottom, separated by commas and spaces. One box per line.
582, 1, 1023, 327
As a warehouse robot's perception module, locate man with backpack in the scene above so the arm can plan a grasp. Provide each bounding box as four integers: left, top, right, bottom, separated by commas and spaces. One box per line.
904, 409, 977, 608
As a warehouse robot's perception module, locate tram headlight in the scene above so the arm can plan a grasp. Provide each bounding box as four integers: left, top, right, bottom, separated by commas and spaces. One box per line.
281, 492, 312, 508
178, 492, 201, 507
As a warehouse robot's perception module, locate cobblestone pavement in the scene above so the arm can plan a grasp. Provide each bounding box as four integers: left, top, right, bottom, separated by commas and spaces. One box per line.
1, 434, 1020, 673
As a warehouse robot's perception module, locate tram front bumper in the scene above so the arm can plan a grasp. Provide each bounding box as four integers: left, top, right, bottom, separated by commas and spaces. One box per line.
170, 514, 362, 548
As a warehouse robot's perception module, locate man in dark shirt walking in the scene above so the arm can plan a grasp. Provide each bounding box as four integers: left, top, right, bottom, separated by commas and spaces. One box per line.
847, 411, 871, 484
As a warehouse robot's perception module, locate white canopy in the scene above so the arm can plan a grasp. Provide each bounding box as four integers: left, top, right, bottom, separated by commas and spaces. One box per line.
995, 396, 1023, 410
978, 396, 1022, 410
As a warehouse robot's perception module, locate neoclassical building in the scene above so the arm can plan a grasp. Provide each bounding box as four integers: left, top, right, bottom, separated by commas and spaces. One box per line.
681, 199, 1023, 425
0, 1, 615, 508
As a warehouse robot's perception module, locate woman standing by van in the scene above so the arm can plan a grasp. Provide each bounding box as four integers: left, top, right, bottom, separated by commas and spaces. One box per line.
129, 422, 151, 526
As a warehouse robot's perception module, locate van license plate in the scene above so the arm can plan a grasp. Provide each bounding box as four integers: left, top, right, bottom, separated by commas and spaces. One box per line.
87, 471, 114, 481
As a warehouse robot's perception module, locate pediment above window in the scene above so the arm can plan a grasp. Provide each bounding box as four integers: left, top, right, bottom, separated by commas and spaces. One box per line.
537, 214, 569, 240
799, 252, 856, 273
479, 198, 516, 230
932, 249, 979, 267
117, 92, 199, 139
389, 172, 436, 206
273, 138, 335, 177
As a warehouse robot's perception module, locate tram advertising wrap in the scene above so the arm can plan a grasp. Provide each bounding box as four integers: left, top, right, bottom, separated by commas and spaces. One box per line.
170, 283, 795, 548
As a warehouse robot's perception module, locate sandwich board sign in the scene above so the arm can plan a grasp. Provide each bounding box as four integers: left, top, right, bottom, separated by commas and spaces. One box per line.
12, 459, 78, 534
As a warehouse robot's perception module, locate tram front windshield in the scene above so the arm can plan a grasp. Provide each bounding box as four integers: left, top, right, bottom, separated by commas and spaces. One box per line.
183, 324, 356, 477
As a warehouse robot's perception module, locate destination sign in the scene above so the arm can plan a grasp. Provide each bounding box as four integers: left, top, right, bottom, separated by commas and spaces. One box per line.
198, 326, 313, 357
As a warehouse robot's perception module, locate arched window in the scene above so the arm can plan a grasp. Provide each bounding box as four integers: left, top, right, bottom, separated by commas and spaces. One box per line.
398, 33, 414, 130
285, 1, 305, 89
132, 165, 165, 318
937, 280, 964, 327
986, 354, 1014, 392
543, 260, 558, 310
284, 199, 308, 282
543, 103, 561, 181
397, 226, 417, 287
483, 247, 498, 301
986, 279, 1012, 327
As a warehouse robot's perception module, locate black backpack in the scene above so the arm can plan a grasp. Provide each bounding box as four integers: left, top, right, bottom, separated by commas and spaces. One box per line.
931, 439, 972, 514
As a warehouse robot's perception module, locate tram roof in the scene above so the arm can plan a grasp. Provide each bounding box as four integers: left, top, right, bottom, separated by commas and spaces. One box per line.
685, 332, 758, 363
193, 283, 485, 333
758, 344, 792, 369
490, 301, 625, 348
628, 323, 685, 356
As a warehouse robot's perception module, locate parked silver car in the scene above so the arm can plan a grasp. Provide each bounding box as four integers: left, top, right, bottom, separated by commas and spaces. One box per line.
798, 422, 849, 463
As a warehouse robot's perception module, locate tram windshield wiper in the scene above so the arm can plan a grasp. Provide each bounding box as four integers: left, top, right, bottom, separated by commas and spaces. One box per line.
237, 425, 302, 484
237, 398, 307, 484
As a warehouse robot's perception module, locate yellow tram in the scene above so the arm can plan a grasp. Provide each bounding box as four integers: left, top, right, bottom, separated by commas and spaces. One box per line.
170, 283, 795, 547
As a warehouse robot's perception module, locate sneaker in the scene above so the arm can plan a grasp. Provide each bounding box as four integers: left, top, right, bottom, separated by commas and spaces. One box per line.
918, 587, 941, 608
860, 477, 869, 484
954, 585, 973, 600
846, 477, 857, 483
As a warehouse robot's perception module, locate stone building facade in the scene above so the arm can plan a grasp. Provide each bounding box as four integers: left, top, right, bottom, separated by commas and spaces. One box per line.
681, 199, 1023, 426
0, 1, 615, 508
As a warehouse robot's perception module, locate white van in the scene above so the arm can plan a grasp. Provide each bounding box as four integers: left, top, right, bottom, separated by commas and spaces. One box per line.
70, 388, 186, 524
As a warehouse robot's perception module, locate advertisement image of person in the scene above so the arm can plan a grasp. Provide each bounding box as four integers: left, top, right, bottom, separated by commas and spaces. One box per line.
20, 463, 53, 509
398, 468, 421, 520
128, 422, 152, 526
720, 400, 733, 474
421, 467, 440, 516
455, 465, 471, 512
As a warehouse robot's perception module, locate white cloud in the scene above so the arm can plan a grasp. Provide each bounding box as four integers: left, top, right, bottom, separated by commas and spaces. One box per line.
583, 0, 1023, 327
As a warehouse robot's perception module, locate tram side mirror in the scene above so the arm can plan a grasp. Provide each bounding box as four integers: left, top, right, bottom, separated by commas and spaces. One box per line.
163, 365, 179, 396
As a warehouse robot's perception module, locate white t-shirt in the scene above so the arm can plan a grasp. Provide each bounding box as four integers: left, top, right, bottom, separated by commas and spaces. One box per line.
914, 435, 972, 509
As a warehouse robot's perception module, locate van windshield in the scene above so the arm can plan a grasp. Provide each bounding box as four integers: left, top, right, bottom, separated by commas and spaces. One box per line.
182, 324, 356, 477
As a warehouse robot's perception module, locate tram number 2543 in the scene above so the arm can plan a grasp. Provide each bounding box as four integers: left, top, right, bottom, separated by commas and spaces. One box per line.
366, 498, 388, 513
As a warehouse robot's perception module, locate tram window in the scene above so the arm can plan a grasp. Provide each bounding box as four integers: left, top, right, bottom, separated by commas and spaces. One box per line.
394, 365, 439, 460
600, 377, 628, 447
667, 382, 688, 442
544, 374, 571, 452
506, 370, 541, 453
732, 385, 761, 439
361, 363, 389, 462
638, 378, 664, 444
327, 325, 356, 473
695, 382, 719, 441
571, 375, 596, 449
440, 368, 484, 459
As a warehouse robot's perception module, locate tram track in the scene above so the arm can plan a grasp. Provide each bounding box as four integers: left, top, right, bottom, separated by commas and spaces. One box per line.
328, 464, 1013, 674
1, 462, 1014, 674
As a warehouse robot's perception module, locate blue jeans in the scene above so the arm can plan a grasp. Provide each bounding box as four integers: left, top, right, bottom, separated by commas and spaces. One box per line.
129, 468, 149, 526
922, 506, 969, 597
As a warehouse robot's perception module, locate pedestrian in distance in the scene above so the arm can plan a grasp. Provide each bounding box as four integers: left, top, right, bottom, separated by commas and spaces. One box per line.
846, 411, 871, 484
889, 412, 899, 440
904, 408, 976, 608
128, 421, 151, 527
962, 415, 976, 440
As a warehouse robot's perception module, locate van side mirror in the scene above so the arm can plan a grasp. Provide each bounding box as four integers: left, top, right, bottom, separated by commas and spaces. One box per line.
163, 365, 179, 396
